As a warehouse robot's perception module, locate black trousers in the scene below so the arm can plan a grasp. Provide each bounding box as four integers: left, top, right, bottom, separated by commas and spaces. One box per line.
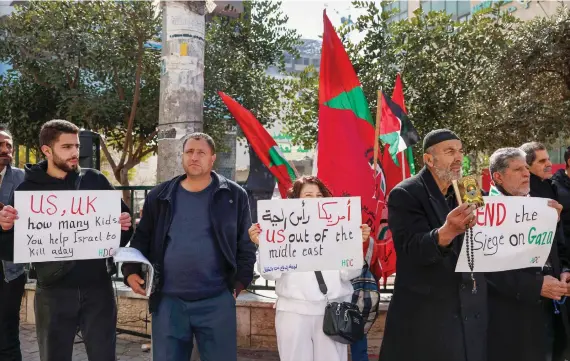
0, 273, 26, 361
34, 281, 117, 361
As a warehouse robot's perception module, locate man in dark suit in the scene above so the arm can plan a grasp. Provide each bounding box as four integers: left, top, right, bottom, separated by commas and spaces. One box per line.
0, 128, 26, 361
379, 129, 487, 361
486, 147, 569, 361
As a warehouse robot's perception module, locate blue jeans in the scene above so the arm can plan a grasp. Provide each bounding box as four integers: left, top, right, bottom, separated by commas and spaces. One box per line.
351, 336, 369, 361
152, 291, 237, 361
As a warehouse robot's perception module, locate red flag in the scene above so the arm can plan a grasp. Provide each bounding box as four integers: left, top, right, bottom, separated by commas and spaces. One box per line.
316, 11, 385, 276
219, 92, 295, 198
392, 73, 407, 113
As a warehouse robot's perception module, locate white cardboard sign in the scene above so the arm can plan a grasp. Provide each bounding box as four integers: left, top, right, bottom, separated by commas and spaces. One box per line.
456, 196, 558, 272
257, 197, 363, 274
13, 190, 122, 263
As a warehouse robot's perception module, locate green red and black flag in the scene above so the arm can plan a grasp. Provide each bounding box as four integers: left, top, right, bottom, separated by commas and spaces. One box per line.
379, 91, 419, 169
219, 91, 296, 198
381, 74, 416, 194
376, 75, 419, 283
391, 73, 416, 176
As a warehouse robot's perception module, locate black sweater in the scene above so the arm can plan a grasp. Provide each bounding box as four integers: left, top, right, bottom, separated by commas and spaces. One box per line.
0, 161, 133, 288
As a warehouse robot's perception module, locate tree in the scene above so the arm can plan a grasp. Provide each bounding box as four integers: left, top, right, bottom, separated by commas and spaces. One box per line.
0, 71, 62, 156
203, 0, 301, 146
0, 1, 160, 191
466, 5, 570, 147
281, 66, 319, 150
282, 1, 521, 161
0, 0, 301, 184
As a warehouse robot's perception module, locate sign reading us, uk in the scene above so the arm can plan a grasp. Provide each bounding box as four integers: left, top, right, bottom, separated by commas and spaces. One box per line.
257, 197, 363, 274
456, 196, 558, 272
13, 191, 122, 263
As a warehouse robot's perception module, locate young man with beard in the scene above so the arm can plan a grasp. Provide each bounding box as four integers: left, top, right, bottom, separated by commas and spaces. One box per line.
486, 147, 569, 361
0, 128, 25, 361
379, 129, 487, 361
0, 120, 133, 361
122, 132, 256, 361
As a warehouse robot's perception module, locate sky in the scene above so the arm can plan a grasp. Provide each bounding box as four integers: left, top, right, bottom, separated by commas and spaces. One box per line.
280, 0, 376, 41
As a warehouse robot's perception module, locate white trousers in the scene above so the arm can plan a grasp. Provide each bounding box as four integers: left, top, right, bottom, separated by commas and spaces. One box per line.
275, 310, 348, 361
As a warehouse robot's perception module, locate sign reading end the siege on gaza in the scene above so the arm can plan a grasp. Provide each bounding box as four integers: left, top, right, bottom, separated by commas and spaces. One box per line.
456, 196, 558, 272
257, 197, 364, 274
13, 191, 122, 263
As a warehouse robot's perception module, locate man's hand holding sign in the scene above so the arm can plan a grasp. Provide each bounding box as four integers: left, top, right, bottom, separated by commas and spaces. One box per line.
0, 191, 131, 263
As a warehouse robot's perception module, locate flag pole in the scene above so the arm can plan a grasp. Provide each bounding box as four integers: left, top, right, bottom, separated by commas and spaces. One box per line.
401, 150, 406, 179
289, 159, 300, 179
373, 89, 382, 178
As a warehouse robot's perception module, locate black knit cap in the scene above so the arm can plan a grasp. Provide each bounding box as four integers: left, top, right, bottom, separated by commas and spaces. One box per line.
423, 129, 460, 152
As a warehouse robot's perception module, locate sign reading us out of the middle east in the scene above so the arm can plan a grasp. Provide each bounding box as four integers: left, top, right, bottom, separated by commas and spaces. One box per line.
456, 196, 558, 272
257, 197, 364, 274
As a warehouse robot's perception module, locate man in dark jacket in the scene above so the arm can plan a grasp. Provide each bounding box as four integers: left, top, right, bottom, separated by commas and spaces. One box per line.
486, 147, 570, 361
122, 132, 256, 361
379, 129, 487, 361
0, 128, 26, 361
552, 147, 570, 243
0, 120, 133, 361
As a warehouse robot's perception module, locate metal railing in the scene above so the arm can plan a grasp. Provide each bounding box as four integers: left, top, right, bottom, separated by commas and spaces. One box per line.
115, 185, 154, 221
248, 275, 394, 294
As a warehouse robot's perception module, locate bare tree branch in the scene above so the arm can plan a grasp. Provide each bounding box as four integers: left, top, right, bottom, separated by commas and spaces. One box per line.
125, 145, 156, 169
129, 128, 158, 163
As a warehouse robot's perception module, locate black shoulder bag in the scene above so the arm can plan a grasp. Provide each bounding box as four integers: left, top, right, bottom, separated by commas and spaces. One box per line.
315, 271, 365, 344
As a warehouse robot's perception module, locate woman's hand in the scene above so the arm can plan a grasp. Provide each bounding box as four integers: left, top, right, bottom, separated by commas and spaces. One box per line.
248, 223, 261, 245
361, 224, 371, 243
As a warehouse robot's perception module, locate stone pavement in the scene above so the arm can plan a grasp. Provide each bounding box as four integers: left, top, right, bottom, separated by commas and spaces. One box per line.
19, 323, 280, 361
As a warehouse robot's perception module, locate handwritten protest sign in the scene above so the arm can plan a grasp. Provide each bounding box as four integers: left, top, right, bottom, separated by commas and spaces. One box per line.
456, 196, 558, 272
257, 197, 363, 274
13, 191, 122, 263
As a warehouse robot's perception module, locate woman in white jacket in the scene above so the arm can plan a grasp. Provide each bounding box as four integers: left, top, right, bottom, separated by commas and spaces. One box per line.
249, 176, 370, 361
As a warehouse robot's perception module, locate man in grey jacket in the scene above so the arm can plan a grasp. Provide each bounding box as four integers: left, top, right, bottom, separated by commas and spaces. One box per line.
0, 127, 25, 361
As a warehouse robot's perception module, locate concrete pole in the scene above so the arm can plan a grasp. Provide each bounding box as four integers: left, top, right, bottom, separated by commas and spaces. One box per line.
156, 2, 205, 357
157, 0, 206, 183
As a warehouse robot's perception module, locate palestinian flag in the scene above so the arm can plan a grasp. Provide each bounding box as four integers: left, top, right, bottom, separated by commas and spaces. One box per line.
390, 73, 416, 176
316, 10, 385, 272
379, 91, 420, 166
381, 73, 416, 194
219, 92, 295, 198
489, 184, 501, 196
